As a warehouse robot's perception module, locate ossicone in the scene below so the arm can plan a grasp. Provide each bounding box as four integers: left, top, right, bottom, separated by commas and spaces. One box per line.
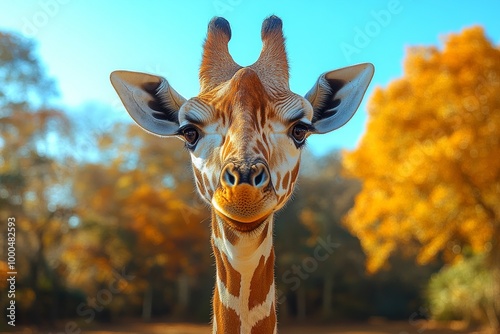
261, 15, 283, 40
199, 16, 241, 92
207, 16, 232, 41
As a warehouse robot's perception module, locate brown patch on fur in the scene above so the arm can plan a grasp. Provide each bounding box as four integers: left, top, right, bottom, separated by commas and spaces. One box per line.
213, 213, 240, 245
193, 166, 203, 183
213, 286, 241, 334
203, 173, 211, 191
213, 245, 241, 297
290, 161, 300, 183
256, 223, 270, 249
250, 302, 276, 334
248, 250, 275, 309
225, 227, 240, 245
256, 139, 269, 162
212, 211, 222, 239
281, 171, 290, 191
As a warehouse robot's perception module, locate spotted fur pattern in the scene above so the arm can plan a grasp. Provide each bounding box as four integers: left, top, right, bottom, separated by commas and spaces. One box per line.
181, 68, 312, 210
179, 16, 313, 333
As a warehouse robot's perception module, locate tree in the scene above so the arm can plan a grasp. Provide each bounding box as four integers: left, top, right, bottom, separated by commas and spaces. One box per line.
0, 31, 73, 324
67, 123, 211, 321
343, 26, 500, 325
426, 254, 495, 326
292, 152, 362, 319
275, 152, 367, 321
275, 151, 434, 322
0, 31, 56, 110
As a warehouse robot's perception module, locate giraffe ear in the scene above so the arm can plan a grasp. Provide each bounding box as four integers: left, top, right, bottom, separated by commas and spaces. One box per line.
110, 70, 186, 136
305, 63, 374, 134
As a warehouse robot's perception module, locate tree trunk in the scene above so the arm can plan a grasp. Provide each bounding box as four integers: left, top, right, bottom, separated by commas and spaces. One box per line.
322, 270, 333, 319
32, 228, 47, 325
297, 287, 306, 321
30, 258, 42, 325
176, 272, 190, 316
142, 284, 153, 321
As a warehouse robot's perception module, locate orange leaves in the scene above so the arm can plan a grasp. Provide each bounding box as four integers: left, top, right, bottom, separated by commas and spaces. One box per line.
124, 183, 180, 247
441, 26, 489, 74
67, 121, 211, 292
343, 26, 500, 273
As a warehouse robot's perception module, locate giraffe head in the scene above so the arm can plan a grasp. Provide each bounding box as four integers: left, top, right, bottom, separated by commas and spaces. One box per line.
111, 16, 373, 232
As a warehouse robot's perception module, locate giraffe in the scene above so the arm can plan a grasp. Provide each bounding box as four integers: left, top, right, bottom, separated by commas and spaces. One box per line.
110, 15, 373, 334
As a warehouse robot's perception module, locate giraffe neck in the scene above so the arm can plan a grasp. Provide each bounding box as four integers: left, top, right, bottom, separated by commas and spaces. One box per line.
211, 210, 277, 334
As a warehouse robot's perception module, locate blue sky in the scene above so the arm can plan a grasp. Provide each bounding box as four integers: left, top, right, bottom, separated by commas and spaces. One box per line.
1, 0, 499, 154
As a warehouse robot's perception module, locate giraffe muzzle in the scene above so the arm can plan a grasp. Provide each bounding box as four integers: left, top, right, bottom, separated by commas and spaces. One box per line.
213, 161, 277, 227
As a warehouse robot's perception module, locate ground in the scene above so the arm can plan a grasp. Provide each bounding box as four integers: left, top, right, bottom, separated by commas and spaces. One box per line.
11, 320, 492, 334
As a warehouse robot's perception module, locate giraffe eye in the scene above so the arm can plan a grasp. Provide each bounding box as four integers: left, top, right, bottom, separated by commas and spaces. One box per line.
182, 126, 200, 147
290, 123, 309, 145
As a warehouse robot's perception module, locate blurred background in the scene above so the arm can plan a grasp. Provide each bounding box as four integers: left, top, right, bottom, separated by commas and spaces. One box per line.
0, 1, 499, 333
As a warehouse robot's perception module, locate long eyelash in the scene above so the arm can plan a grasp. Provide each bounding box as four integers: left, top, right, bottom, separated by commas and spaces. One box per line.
176, 124, 190, 135
177, 124, 202, 151
304, 123, 316, 133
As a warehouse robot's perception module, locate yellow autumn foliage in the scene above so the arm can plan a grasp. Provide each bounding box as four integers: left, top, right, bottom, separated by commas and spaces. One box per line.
343, 26, 500, 273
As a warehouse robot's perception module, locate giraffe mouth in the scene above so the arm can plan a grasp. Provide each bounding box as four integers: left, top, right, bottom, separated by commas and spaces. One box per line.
212, 183, 277, 231
213, 207, 270, 232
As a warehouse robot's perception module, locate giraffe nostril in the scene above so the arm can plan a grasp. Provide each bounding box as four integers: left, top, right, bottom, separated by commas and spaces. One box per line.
222, 164, 237, 186
226, 172, 236, 185
221, 162, 269, 188
251, 163, 269, 188
254, 170, 264, 186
